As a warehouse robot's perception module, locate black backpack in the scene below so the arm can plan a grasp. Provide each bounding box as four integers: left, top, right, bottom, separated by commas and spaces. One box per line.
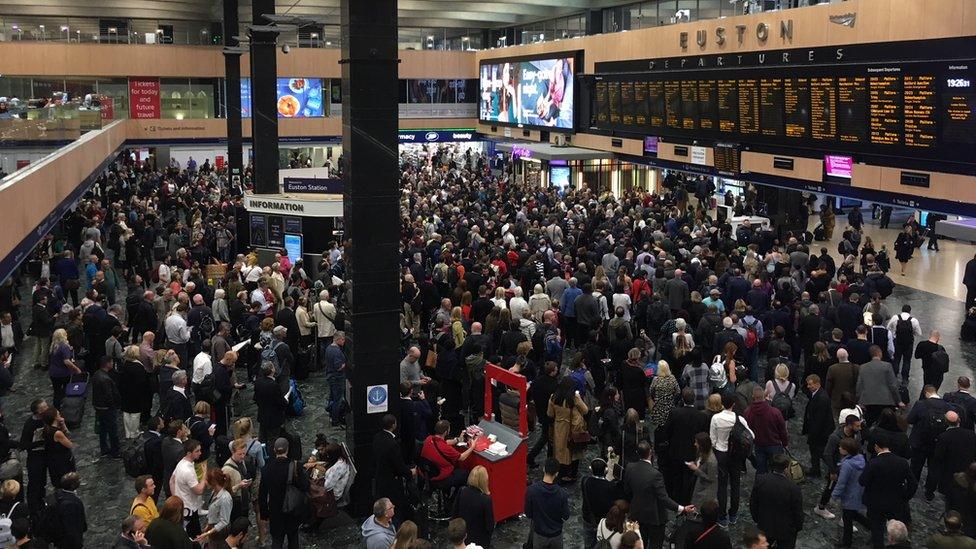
895, 316, 914, 343
728, 413, 755, 462
931, 346, 950, 373
770, 382, 796, 420
922, 403, 950, 443
38, 492, 65, 543
123, 434, 149, 477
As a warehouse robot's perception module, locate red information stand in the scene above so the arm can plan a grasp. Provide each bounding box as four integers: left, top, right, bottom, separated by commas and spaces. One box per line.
462, 363, 528, 523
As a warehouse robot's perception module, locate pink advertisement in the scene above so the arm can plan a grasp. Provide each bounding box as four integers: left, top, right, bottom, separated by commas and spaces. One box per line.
825, 155, 853, 179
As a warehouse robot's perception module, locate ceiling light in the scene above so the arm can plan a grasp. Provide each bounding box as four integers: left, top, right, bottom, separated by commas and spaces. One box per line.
60, 25, 69, 32
310, 33, 319, 38
10, 25, 18, 31
39, 25, 45, 30
108, 27, 117, 33
462, 36, 469, 41
325, 40, 332, 45
156, 29, 163, 34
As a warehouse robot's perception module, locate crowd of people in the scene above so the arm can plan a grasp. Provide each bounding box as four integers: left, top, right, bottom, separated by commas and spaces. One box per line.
0, 142, 968, 549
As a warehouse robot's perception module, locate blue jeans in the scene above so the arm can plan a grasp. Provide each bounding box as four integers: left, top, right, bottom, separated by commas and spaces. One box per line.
754, 444, 785, 474
96, 407, 120, 456
326, 373, 347, 424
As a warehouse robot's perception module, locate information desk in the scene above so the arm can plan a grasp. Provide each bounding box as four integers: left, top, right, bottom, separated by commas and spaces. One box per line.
462, 364, 528, 523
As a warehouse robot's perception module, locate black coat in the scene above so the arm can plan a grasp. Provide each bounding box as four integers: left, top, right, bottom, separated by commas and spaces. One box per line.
622, 460, 678, 527
163, 388, 192, 422
54, 489, 87, 549
253, 376, 288, 430
275, 307, 301, 350
143, 431, 164, 484
664, 405, 709, 462
30, 303, 54, 338
859, 451, 917, 521
749, 472, 803, 540
119, 360, 152, 413
258, 457, 309, 523
373, 430, 412, 506
802, 389, 834, 446
933, 427, 976, 494
944, 391, 976, 430
161, 437, 185, 497
452, 485, 494, 548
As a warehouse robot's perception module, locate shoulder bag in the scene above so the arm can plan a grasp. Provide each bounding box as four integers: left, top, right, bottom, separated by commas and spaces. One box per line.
281, 461, 307, 517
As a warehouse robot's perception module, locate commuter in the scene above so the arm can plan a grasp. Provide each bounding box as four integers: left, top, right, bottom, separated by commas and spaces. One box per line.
524, 458, 571, 548
831, 438, 869, 548
258, 437, 308, 549
709, 392, 753, 526
451, 466, 494, 549
749, 453, 803, 549
860, 437, 917, 549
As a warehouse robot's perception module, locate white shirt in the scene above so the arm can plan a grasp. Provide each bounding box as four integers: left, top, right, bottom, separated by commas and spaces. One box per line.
250, 288, 269, 313
172, 458, 203, 511
886, 312, 922, 339
0, 324, 13, 348
509, 297, 529, 320
164, 314, 191, 344
242, 265, 262, 283
709, 409, 754, 453
158, 263, 172, 284
192, 352, 213, 384
612, 293, 633, 321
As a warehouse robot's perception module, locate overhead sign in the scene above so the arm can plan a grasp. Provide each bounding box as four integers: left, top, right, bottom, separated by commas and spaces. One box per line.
397, 130, 478, 143
690, 146, 708, 165
244, 193, 343, 218
282, 177, 343, 194
129, 78, 160, 119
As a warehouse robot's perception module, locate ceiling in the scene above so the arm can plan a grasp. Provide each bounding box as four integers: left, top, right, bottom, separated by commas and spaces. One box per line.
0, 0, 634, 29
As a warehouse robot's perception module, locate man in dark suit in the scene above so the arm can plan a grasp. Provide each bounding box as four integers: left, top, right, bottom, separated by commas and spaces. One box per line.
802, 374, 835, 478
907, 385, 957, 489
749, 453, 803, 549
622, 441, 693, 549
160, 420, 187, 498
52, 472, 87, 549
826, 349, 859, 421
943, 376, 976, 430
253, 362, 289, 443
259, 437, 308, 549
663, 388, 709, 504
931, 411, 976, 507
163, 370, 192, 422
373, 414, 416, 526
581, 459, 621, 549
275, 298, 301, 352
142, 416, 165, 500
859, 436, 918, 549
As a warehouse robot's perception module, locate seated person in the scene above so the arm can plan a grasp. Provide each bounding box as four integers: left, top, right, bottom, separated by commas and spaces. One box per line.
420, 420, 475, 488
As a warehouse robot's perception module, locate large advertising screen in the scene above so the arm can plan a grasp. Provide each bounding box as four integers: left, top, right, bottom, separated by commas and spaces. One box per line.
480, 54, 577, 131
241, 78, 324, 118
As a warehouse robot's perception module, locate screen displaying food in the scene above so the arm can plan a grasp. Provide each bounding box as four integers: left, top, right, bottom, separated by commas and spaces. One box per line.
479, 54, 577, 131
240, 78, 324, 118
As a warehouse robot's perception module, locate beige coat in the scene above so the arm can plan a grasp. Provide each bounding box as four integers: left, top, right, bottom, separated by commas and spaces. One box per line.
548, 393, 589, 465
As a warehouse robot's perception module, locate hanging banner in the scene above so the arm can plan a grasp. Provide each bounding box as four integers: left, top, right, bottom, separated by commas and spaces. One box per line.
99, 97, 114, 120
129, 78, 160, 119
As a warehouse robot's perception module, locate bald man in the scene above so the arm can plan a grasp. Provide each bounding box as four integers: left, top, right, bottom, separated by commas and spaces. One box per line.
826, 348, 859, 421
907, 385, 958, 498
916, 330, 949, 397
460, 322, 491, 362
931, 408, 976, 507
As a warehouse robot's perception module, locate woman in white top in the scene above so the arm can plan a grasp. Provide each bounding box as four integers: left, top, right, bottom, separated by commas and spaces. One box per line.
490, 287, 508, 309
528, 284, 552, 321
764, 363, 796, 400
596, 501, 641, 549
212, 289, 230, 323
671, 319, 696, 349
611, 290, 632, 322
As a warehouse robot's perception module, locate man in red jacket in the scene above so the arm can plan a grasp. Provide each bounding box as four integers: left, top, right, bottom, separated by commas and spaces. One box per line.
743, 386, 789, 474
421, 420, 475, 487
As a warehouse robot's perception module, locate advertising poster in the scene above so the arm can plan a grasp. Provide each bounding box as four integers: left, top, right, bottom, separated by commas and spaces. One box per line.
267, 215, 284, 248
249, 214, 267, 247
825, 155, 854, 178
284, 234, 303, 264
480, 56, 575, 129
240, 78, 324, 118
99, 97, 114, 120
284, 217, 302, 234
129, 78, 160, 119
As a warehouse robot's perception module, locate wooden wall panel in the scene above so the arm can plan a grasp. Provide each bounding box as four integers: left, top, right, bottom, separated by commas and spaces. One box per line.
876, 167, 976, 205
568, 133, 643, 156
852, 163, 883, 191
124, 117, 474, 141
476, 124, 542, 141
742, 151, 823, 182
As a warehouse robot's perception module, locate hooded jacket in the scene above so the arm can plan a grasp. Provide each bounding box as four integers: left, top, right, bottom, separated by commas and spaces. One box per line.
361, 516, 396, 549
831, 453, 866, 511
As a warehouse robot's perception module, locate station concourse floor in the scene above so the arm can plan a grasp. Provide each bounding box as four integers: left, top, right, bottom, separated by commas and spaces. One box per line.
5, 217, 975, 548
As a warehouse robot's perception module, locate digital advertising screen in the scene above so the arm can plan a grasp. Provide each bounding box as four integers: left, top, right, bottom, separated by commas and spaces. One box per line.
825, 155, 854, 178
550, 166, 571, 192
480, 53, 578, 131
644, 136, 659, 154
240, 78, 324, 118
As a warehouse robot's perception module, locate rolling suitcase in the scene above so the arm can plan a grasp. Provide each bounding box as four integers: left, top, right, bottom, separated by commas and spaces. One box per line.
62, 373, 89, 428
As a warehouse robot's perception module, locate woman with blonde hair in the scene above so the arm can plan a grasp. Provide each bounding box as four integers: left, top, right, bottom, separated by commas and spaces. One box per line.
451, 306, 467, 348
0, 480, 26, 522
48, 328, 81, 409
648, 360, 679, 428
391, 520, 418, 549
528, 284, 552, 321
764, 363, 796, 402
491, 286, 508, 309
120, 344, 152, 438
453, 465, 494, 547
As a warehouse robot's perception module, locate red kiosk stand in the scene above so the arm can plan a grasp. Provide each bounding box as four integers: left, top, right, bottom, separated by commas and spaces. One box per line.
462, 363, 529, 523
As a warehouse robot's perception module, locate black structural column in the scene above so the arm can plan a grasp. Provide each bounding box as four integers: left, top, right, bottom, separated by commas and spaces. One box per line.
250, 0, 279, 194
222, 0, 244, 186
341, 0, 402, 515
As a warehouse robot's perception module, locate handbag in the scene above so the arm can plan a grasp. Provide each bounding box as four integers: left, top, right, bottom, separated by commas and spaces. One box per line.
307, 481, 338, 519
281, 461, 307, 517
569, 429, 591, 450
786, 451, 806, 484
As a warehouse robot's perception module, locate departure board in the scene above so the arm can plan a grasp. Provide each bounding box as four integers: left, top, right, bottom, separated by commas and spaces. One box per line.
621, 81, 636, 126
903, 75, 937, 148
698, 80, 718, 130
634, 82, 649, 125
665, 81, 681, 127
714, 143, 741, 176
589, 59, 974, 166
837, 76, 867, 143
680, 81, 698, 130
649, 81, 665, 127
784, 77, 810, 138
943, 87, 976, 144
739, 79, 760, 134
717, 79, 738, 133
760, 77, 785, 137
608, 81, 621, 124
869, 75, 902, 145
810, 77, 837, 140
595, 81, 609, 124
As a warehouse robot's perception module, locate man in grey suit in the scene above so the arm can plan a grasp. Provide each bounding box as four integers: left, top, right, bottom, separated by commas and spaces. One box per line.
856, 345, 904, 426
622, 441, 695, 549
664, 269, 690, 314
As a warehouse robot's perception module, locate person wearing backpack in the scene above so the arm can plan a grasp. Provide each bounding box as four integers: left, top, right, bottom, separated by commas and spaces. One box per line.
42, 472, 86, 548
764, 364, 796, 420
708, 392, 754, 527
886, 305, 921, 383
906, 385, 956, 492
259, 437, 309, 549
740, 309, 764, 383
743, 386, 788, 475
915, 330, 950, 398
